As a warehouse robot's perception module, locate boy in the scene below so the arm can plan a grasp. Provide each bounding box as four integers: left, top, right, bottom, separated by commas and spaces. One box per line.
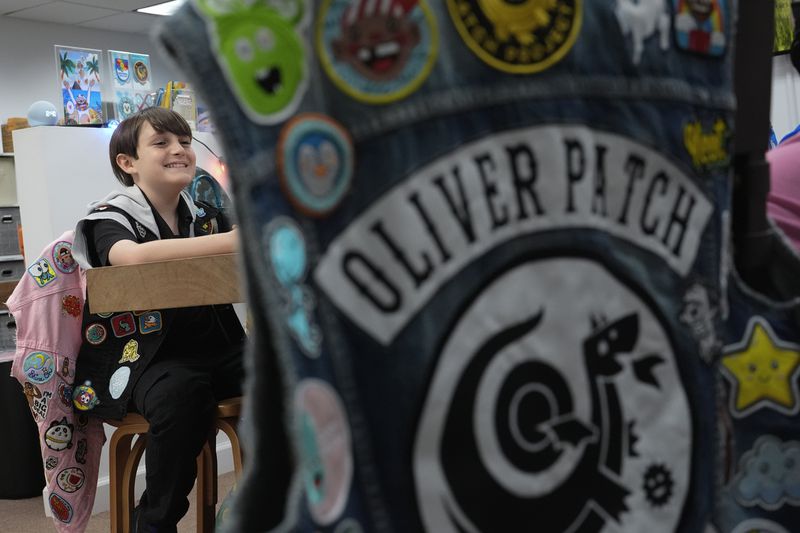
71, 107, 244, 532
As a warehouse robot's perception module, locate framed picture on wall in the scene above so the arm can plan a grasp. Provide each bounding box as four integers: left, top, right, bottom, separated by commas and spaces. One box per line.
775, 0, 795, 55
108, 50, 135, 120
54, 45, 104, 125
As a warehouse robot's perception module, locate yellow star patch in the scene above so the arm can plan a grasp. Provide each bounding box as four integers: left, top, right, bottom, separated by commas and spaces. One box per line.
722, 318, 800, 417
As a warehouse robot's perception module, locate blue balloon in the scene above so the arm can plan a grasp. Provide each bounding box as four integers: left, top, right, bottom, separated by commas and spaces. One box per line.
27, 100, 58, 126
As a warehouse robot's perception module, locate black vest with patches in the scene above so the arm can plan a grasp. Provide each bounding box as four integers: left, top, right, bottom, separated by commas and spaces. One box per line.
73, 201, 243, 420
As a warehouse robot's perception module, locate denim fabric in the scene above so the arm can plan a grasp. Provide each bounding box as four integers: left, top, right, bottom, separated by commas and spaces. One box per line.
157, 1, 736, 531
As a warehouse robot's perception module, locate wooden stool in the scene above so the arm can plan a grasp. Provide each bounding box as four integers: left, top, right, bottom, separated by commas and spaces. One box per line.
105, 396, 243, 533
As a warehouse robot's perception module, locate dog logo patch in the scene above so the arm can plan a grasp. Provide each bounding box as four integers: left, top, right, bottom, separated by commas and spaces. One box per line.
73, 381, 100, 411
45, 417, 74, 451
85, 323, 107, 345
52, 241, 78, 273
317, 0, 438, 104
295, 379, 354, 525
49, 492, 73, 523
23, 351, 55, 384
28, 258, 57, 287
446, 0, 581, 74
57, 467, 86, 493
111, 312, 136, 338
139, 311, 162, 334
672, 0, 727, 57
413, 257, 690, 531
278, 113, 354, 217
721, 318, 800, 418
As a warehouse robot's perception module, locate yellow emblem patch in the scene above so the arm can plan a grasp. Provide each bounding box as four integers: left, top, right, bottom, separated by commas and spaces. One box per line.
119, 339, 141, 364
683, 118, 729, 169
446, 0, 582, 74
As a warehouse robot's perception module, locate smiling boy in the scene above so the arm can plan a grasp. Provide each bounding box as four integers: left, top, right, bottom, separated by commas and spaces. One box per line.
71, 108, 245, 532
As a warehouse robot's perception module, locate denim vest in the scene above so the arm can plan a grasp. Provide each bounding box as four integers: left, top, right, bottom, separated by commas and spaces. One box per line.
158, 1, 736, 531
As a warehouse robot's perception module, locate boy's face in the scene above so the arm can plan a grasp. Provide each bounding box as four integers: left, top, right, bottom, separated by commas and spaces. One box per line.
121, 122, 196, 193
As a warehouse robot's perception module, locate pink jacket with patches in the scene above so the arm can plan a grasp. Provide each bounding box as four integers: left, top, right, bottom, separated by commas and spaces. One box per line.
7, 230, 104, 532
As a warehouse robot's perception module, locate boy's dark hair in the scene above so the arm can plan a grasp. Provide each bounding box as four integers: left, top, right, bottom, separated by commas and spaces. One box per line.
109, 107, 193, 186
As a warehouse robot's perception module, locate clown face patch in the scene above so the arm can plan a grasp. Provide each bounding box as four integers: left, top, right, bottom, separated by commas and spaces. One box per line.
73, 381, 100, 411
278, 114, 354, 217
52, 241, 77, 273
45, 417, 74, 451
28, 258, 57, 287
446, 0, 582, 74
413, 257, 691, 531
317, 0, 438, 104
672, 0, 727, 57
295, 379, 354, 525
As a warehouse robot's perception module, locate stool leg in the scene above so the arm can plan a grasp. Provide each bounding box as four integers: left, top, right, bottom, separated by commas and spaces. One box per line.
197, 434, 217, 533
109, 431, 136, 533
216, 418, 243, 479
122, 436, 147, 533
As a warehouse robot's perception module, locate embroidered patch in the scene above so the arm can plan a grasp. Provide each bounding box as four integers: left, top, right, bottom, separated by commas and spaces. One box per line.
96, 311, 114, 318
413, 257, 690, 531
73, 381, 100, 411
721, 317, 800, 418
446, 0, 581, 74
45, 456, 58, 470
23, 351, 55, 384
317, 0, 438, 104
202, 2, 308, 124
133, 310, 148, 315
117, 95, 135, 119
730, 518, 790, 533
678, 283, 718, 363
45, 416, 74, 451
732, 435, 800, 510
278, 113, 354, 217
109, 366, 131, 400
683, 118, 730, 170
51, 241, 78, 273
27, 258, 57, 287
264, 217, 322, 357
672, 0, 727, 57
60, 357, 73, 379
295, 379, 353, 525
119, 339, 141, 363
58, 382, 73, 408
110, 312, 136, 338
85, 323, 107, 345
61, 294, 82, 317
614, 0, 671, 65
75, 438, 88, 464
49, 492, 73, 523
22, 381, 42, 414
57, 467, 86, 493
139, 311, 162, 334
196, 207, 206, 218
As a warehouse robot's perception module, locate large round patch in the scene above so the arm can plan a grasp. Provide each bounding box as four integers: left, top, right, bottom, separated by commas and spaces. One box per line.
109, 366, 131, 400
85, 323, 107, 345
23, 351, 55, 384
316, 0, 438, 104
278, 114, 354, 217
57, 467, 86, 493
446, 0, 582, 74
49, 492, 73, 523
413, 257, 691, 531
52, 241, 78, 273
295, 379, 353, 525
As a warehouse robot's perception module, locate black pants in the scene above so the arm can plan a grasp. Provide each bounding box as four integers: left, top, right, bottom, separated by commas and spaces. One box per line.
130, 342, 243, 530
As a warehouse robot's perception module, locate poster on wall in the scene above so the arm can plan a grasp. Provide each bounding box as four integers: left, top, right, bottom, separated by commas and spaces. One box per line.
130, 53, 155, 116
55, 45, 104, 125
108, 50, 135, 120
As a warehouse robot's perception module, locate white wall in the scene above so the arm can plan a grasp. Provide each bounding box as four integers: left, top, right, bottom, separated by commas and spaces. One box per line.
772, 53, 800, 142
0, 16, 183, 126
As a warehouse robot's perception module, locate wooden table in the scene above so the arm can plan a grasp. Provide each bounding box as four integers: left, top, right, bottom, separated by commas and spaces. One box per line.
86, 253, 243, 314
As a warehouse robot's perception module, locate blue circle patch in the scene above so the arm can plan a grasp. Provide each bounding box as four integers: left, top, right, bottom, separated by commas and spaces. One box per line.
278, 113, 353, 217
23, 351, 55, 384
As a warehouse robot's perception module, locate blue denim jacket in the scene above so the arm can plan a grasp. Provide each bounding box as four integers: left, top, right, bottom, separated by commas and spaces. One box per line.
158, 1, 736, 531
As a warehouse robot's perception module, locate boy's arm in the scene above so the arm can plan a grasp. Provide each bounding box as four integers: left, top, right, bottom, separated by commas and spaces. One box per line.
107, 229, 238, 266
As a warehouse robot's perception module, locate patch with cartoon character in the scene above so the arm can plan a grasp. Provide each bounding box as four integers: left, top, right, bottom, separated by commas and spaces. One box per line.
139, 311, 162, 334
49, 492, 73, 523
295, 379, 354, 525
57, 467, 86, 493
672, 0, 727, 57
51, 241, 78, 273
317, 0, 438, 104
614, 0, 671, 65
264, 217, 322, 357
111, 312, 136, 338
27, 258, 57, 287
23, 351, 55, 384
683, 117, 730, 170
45, 417, 74, 451
119, 339, 141, 364
195, 0, 308, 124
73, 381, 100, 411
413, 257, 691, 532
278, 113, 354, 217
732, 436, 800, 510
446, 0, 582, 74
721, 317, 800, 418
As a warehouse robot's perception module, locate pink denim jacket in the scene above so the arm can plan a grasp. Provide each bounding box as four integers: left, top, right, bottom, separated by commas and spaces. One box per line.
7, 230, 104, 532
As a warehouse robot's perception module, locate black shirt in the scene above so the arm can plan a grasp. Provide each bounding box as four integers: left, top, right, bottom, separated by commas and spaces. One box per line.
88, 193, 224, 357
